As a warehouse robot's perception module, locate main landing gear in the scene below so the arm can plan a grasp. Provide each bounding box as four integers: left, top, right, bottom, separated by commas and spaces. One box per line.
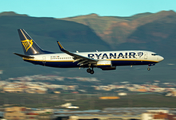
87, 68, 94, 74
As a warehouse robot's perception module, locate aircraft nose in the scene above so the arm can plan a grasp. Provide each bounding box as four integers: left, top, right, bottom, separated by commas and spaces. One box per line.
158, 56, 164, 62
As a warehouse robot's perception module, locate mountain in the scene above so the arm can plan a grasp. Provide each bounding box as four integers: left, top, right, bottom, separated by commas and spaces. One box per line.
0, 11, 176, 83
61, 10, 176, 49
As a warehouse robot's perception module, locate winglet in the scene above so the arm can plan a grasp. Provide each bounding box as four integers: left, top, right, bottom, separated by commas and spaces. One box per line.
57, 41, 66, 52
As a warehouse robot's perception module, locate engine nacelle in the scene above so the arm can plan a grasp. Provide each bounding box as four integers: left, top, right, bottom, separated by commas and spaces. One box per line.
101, 66, 116, 70
97, 60, 112, 68
96, 60, 116, 70
97, 60, 111, 67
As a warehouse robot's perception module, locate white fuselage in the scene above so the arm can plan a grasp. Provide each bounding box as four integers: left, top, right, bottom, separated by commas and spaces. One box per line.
23, 50, 164, 68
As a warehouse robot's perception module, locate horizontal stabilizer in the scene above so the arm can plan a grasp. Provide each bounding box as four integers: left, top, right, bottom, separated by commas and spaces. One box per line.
14, 53, 34, 58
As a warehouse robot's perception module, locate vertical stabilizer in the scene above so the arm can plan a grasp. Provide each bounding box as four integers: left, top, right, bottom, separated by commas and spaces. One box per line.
18, 29, 52, 55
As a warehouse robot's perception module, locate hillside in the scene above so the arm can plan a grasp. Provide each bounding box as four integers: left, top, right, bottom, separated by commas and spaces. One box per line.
0, 11, 176, 83
61, 10, 176, 49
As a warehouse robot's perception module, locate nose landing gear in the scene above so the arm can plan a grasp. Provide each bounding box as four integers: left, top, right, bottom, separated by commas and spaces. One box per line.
147, 66, 151, 71
147, 64, 155, 71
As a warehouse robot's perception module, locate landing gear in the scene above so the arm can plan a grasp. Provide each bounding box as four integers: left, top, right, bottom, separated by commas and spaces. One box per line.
87, 64, 94, 74
90, 70, 94, 74
147, 66, 151, 71
87, 68, 91, 73
147, 64, 155, 71
87, 68, 94, 74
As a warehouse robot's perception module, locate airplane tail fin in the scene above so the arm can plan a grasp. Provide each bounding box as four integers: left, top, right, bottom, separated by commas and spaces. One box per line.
18, 29, 52, 55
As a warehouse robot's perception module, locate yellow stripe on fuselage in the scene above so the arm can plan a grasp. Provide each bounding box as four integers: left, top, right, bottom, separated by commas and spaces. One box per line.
97, 64, 111, 66
109, 59, 159, 63
23, 58, 158, 63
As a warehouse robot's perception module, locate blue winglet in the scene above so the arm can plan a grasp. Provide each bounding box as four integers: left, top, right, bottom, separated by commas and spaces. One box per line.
57, 41, 66, 52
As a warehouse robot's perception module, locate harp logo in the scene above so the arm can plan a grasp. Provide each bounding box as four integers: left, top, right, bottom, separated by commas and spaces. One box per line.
21, 39, 33, 52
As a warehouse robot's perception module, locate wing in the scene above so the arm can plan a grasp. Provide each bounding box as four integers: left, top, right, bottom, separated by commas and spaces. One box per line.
57, 41, 97, 66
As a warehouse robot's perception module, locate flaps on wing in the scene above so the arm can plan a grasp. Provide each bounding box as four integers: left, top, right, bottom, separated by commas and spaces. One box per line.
57, 41, 97, 66
77, 59, 89, 66
14, 53, 34, 58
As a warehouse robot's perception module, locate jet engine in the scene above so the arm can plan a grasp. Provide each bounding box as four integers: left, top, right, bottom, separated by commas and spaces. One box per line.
101, 66, 116, 70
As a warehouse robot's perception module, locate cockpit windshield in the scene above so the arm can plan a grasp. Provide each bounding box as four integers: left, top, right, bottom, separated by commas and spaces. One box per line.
151, 53, 158, 56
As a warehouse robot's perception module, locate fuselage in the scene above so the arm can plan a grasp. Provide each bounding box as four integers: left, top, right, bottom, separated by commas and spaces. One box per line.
23, 50, 164, 68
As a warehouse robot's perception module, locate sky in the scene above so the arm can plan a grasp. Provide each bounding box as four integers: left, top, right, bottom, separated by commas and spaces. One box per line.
0, 0, 176, 18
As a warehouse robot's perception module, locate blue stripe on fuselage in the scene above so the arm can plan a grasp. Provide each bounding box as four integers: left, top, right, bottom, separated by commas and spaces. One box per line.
24, 59, 157, 68
111, 60, 156, 66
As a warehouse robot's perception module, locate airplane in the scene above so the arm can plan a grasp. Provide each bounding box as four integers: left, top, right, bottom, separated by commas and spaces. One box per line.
60, 103, 79, 109
14, 29, 164, 74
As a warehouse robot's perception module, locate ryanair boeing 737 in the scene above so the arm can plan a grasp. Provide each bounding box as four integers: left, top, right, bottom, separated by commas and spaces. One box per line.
14, 29, 164, 74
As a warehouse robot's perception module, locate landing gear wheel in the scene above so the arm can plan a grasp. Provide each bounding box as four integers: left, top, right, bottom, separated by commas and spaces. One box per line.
87, 68, 91, 73
147, 67, 151, 71
90, 70, 94, 74
87, 67, 94, 74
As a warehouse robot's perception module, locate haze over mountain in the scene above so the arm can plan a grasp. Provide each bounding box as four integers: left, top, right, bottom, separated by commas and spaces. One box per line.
0, 11, 175, 82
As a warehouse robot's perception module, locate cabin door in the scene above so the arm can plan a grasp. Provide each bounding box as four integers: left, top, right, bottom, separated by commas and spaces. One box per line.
144, 53, 148, 59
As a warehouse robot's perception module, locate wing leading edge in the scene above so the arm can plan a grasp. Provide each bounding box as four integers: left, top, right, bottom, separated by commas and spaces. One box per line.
57, 41, 97, 66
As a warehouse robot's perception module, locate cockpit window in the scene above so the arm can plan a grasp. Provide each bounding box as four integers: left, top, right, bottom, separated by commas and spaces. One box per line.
151, 54, 158, 56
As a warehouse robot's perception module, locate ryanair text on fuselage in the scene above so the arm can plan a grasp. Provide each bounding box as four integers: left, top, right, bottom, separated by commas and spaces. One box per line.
88, 52, 143, 59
